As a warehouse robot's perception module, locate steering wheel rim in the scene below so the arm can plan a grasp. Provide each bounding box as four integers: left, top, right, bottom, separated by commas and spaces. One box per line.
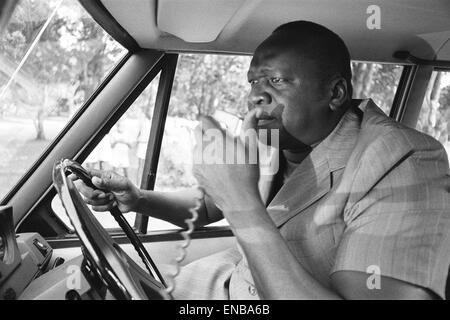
52, 159, 169, 300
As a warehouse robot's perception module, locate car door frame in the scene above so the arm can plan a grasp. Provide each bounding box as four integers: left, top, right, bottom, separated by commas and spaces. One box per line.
12, 47, 234, 246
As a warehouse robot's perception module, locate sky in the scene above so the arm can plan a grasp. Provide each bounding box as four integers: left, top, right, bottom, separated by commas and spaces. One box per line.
441, 71, 450, 88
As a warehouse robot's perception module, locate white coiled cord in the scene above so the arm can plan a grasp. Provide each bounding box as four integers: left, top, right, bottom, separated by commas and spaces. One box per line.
164, 187, 204, 296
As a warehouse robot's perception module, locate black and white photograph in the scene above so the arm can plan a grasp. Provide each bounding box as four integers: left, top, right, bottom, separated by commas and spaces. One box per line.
0, 0, 449, 308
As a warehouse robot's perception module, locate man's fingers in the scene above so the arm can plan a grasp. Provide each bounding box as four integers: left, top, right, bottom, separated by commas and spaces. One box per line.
92, 201, 118, 212
73, 179, 95, 196
91, 176, 105, 189
241, 108, 258, 133
90, 170, 128, 192
194, 124, 203, 149
91, 204, 112, 212
240, 108, 260, 150
68, 173, 79, 181
84, 194, 114, 207
87, 168, 103, 178
73, 178, 109, 199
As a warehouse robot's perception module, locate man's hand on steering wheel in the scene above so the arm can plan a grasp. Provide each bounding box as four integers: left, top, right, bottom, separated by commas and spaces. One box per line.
71, 169, 141, 213
55, 161, 168, 299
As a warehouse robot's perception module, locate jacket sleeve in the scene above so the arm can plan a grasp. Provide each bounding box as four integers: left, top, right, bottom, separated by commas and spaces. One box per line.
331, 128, 450, 299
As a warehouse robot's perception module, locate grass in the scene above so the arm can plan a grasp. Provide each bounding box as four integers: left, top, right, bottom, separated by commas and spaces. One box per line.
0, 116, 65, 199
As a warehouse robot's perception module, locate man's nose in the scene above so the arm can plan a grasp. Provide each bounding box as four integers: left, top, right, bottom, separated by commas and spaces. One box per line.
248, 87, 272, 109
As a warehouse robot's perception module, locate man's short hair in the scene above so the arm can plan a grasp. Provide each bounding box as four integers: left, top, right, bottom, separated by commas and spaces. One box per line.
272, 21, 353, 98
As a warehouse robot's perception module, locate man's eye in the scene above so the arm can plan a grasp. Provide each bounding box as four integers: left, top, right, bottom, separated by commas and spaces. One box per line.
270, 77, 285, 84
249, 79, 258, 85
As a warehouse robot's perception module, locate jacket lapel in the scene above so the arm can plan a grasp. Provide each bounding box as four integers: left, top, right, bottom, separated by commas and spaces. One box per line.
267, 157, 331, 227
264, 100, 364, 228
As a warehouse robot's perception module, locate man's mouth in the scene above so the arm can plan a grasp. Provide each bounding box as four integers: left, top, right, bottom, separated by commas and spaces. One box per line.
257, 114, 277, 127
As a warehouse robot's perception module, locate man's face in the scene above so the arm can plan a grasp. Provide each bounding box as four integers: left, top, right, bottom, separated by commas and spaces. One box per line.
247, 37, 333, 150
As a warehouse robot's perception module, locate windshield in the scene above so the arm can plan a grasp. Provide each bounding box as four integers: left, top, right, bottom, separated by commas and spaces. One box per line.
0, 0, 127, 200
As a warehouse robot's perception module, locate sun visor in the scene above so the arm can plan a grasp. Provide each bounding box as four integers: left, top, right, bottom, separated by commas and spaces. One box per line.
157, 0, 246, 43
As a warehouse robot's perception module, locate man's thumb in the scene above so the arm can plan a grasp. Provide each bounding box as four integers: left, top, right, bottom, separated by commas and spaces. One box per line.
92, 172, 127, 191
241, 108, 258, 133
240, 108, 259, 148
91, 176, 106, 189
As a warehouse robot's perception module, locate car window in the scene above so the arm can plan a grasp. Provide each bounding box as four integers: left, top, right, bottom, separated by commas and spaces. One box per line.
416, 70, 450, 157
151, 56, 404, 232
352, 62, 404, 114
0, 0, 127, 201
151, 54, 251, 231
51, 73, 161, 230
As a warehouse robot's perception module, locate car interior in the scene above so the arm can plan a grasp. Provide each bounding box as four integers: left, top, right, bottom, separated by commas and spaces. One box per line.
0, 0, 449, 300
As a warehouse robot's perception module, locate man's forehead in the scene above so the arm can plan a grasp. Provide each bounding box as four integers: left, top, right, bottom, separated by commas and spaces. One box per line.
249, 45, 306, 72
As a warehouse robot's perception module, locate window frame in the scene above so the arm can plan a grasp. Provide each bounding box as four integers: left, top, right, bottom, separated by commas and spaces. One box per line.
134, 54, 178, 233
400, 65, 450, 128
138, 57, 410, 235
15, 51, 414, 242
392, 50, 450, 128
390, 64, 418, 121
0, 51, 132, 206
3, 1, 232, 242
15, 50, 168, 237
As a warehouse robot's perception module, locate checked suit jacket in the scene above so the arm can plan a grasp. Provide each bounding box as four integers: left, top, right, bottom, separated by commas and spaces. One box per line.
172, 99, 450, 300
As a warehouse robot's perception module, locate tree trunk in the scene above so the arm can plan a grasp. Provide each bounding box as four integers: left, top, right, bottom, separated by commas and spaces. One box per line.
429, 72, 442, 103
352, 63, 366, 98
34, 85, 47, 140
361, 64, 376, 97
35, 107, 46, 140
418, 72, 443, 137
144, 86, 154, 119
427, 72, 442, 131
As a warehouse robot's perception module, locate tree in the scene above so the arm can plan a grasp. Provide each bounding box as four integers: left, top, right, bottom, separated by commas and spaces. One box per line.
170, 54, 250, 119
352, 62, 402, 114
417, 72, 450, 146
0, 0, 123, 140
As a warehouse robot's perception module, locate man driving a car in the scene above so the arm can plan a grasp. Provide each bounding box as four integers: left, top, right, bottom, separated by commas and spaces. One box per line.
75, 21, 450, 300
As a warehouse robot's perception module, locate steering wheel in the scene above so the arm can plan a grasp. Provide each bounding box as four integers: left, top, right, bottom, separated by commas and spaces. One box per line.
52, 159, 169, 300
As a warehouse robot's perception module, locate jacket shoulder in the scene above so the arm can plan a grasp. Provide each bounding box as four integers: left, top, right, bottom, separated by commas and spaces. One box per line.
344, 101, 449, 194
358, 100, 445, 157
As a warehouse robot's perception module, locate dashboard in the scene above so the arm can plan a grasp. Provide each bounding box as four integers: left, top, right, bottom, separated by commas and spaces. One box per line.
0, 204, 163, 300
0, 205, 90, 300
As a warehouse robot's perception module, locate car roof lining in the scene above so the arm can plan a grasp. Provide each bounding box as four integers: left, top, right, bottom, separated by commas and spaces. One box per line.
99, 0, 450, 63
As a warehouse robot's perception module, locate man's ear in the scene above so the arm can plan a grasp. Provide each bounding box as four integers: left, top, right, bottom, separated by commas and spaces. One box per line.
328, 76, 349, 112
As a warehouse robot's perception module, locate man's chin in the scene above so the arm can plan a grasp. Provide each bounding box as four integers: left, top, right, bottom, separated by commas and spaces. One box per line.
255, 138, 308, 151
255, 127, 280, 147
257, 139, 278, 148
252, 124, 306, 150
274, 127, 310, 151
